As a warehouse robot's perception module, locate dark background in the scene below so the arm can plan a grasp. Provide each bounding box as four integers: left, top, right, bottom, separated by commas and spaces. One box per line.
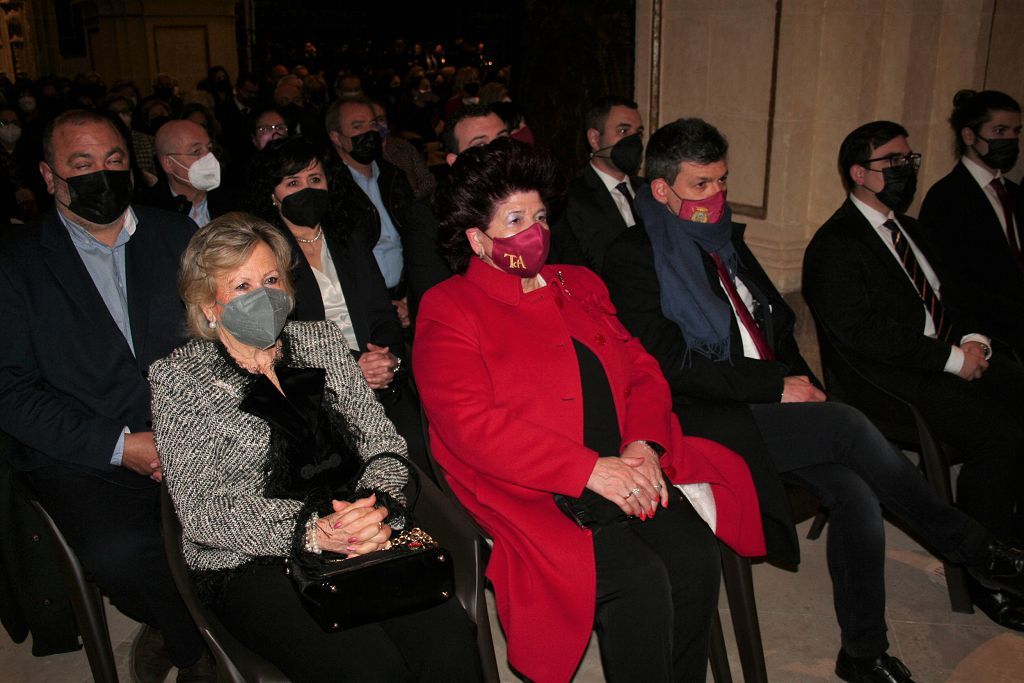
247, 0, 637, 176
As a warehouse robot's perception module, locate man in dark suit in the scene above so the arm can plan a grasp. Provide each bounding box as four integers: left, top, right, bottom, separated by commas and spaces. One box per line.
804, 119, 1024, 627
604, 117, 1024, 683
137, 120, 234, 227
919, 90, 1023, 355
552, 96, 646, 270
0, 110, 212, 681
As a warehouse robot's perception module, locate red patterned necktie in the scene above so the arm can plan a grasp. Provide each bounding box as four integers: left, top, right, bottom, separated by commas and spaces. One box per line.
709, 253, 776, 361
882, 220, 954, 341
990, 178, 1024, 272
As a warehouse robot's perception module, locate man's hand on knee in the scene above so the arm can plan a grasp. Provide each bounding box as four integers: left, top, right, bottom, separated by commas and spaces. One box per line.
123, 432, 163, 481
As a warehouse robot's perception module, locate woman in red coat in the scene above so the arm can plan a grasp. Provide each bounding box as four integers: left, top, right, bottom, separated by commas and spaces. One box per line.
413, 138, 764, 683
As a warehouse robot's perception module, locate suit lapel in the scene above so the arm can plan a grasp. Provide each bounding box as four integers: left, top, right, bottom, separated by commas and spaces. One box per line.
39, 211, 138, 363
125, 214, 152, 362
583, 165, 628, 232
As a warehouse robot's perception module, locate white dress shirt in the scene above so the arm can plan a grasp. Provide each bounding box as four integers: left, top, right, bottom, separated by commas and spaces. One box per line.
590, 162, 637, 228
849, 194, 990, 374
311, 241, 359, 351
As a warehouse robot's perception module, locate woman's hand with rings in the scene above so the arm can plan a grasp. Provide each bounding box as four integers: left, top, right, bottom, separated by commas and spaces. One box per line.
620, 441, 669, 512
318, 493, 392, 557
585, 457, 659, 519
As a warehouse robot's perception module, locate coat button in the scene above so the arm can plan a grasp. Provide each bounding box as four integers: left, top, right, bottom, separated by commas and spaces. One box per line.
624, 387, 631, 397
594, 334, 605, 346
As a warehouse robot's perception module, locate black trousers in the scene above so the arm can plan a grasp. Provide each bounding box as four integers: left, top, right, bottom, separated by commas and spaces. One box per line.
748, 402, 990, 659
26, 465, 204, 667
899, 355, 1024, 540
592, 492, 721, 682
213, 563, 482, 683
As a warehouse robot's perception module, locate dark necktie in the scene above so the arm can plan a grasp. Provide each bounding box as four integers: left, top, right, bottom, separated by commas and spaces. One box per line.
615, 182, 636, 223
709, 253, 776, 361
882, 219, 953, 341
990, 178, 1024, 271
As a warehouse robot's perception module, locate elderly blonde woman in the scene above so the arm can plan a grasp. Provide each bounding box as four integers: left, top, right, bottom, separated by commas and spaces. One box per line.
149, 212, 481, 682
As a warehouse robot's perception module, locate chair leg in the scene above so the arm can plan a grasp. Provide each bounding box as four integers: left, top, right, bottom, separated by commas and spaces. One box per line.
913, 411, 974, 615
806, 508, 828, 540
720, 547, 769, 683
708, 610, 732, 683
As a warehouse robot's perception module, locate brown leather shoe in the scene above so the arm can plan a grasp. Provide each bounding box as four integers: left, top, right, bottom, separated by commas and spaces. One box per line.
176, 648, 217, 683
129, 625, 174, 683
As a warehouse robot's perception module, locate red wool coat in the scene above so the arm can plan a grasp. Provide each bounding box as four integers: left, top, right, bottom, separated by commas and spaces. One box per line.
413, 261, 764, 683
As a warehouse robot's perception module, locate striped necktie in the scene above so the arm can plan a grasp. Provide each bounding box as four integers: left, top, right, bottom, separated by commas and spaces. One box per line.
882, 219, 953, 341
990, 178, 1024, 272
615, 182, 636, 223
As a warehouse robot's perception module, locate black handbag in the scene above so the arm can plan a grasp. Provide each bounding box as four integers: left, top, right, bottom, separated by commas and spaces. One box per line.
289, 453, 455, 632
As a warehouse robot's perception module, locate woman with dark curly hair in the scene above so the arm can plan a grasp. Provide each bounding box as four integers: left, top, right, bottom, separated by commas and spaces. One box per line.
414, 137, 764, 682
242, 135, 433, 476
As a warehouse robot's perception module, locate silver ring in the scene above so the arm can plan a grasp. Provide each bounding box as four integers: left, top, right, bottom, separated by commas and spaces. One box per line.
377, 521, 383, 531
653, 483, 663, 491
624, 490, 634, 499
631, 487, 642, 497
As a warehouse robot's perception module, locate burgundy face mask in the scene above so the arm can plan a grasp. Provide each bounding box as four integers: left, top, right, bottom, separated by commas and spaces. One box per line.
675, 188, 728, 224
479, 222, 550, 277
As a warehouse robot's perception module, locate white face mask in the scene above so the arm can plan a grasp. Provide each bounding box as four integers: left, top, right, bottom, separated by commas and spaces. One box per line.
0, 123, 21, 146
18, 97, 35, 112
172, 151, 221, 191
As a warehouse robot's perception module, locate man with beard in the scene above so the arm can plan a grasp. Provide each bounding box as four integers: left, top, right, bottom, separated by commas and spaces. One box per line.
553, 96, 646, 271
804, 119, 1024, 632
0, 110, 212, 681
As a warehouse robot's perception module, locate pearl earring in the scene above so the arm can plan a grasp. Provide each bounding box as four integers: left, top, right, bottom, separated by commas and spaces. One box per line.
207, 319, 217, 329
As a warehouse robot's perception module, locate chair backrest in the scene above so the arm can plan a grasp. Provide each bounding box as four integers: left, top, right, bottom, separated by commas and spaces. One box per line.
158, 483, 290, 683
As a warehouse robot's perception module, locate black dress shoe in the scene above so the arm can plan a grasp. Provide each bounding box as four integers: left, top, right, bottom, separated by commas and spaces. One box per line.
129, 625, 174, 683
835, 649, 914, 682
967, 541, 1024, 600
968, 578, 1024, 632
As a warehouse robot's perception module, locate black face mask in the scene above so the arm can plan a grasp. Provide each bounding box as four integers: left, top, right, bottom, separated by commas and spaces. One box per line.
875, 165, 917, 212
348, 130, 382, 165
593, 133, 644, 177
975, 135, 1020, 172
279, 187, 329, 228
56, 169, 134, 224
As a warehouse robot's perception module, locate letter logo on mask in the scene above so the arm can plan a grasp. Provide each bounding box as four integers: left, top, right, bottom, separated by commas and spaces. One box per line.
478, 222, 550, 278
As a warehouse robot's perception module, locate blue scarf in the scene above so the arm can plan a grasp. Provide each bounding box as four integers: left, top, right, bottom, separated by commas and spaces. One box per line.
634, 185, 738, 362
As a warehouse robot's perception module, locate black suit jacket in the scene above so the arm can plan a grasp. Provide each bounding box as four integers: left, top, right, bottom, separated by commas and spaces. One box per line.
284, 221, 405, 357
919, 161, 1024, 352
553, 164, 645, 272
803, 198, 976, 395
603, 221, 807, 564
136, 180, 237, 223
0, 206, 194, 483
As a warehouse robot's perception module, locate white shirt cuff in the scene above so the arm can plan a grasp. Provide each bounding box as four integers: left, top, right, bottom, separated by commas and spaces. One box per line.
943, 346, 965, 375
110, 426, 129, 466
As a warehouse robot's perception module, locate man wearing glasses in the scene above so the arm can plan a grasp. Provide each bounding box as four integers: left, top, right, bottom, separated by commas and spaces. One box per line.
139, 119, 232, 227
805, 120, 1024, 630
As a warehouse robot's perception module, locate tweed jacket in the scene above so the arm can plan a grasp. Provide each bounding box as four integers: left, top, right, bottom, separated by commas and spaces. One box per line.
149, 320, 408, 573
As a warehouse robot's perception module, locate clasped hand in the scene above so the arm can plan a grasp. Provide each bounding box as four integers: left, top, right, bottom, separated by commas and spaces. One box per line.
358, 343, 400, 390
316, 493, 392, 557
585, 442, 669, 519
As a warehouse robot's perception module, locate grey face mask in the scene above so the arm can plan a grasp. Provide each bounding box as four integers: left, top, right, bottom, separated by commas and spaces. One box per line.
218, 287, 293, 349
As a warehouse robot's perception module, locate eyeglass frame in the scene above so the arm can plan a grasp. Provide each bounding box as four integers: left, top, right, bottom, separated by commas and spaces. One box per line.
860, 152, 922, 171
254, 123, 289, 135
166, 142, 216, 159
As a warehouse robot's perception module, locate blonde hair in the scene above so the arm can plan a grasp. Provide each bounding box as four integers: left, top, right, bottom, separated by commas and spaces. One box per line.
178, 212, 295, 340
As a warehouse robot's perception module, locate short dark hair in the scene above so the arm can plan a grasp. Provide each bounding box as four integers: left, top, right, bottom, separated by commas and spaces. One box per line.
837, 120, 909, 192
488, 101, 524, 134
584, 96, 638, 135
324, 95, 374, 136
644, 118, 728, 184
244, 136, 322, 220
434, 137, 558, 274
949, 89, 1021, 156
43, 109, 127, 167
442, 104, 498, 154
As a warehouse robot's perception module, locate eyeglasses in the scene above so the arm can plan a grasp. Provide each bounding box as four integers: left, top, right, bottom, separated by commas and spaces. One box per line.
0, 120, 19, 128
255, 123, 288, 135
862, 152, 922, 171
167, 144, 215, 159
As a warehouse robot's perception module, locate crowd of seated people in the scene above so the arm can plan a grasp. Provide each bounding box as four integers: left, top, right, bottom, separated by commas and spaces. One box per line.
0, 34, 1023, 683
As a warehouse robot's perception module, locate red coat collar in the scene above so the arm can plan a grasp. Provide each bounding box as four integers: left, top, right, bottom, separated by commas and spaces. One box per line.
463, 258, 561, 306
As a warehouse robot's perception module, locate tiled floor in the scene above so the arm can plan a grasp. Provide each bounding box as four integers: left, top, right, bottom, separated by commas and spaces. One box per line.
3, 518, 1023, 682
